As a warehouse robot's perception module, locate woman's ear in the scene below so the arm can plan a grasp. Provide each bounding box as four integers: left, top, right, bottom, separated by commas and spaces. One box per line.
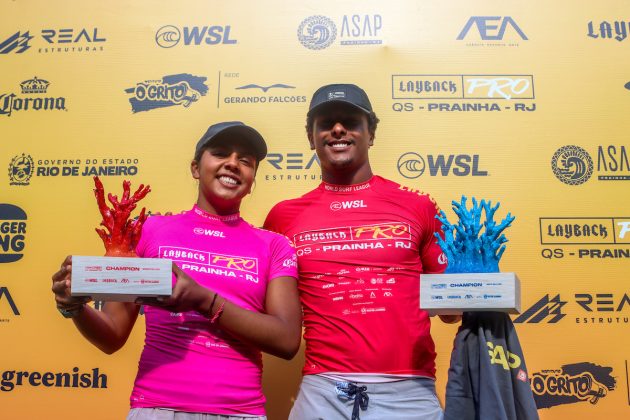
191, 159, 200, 179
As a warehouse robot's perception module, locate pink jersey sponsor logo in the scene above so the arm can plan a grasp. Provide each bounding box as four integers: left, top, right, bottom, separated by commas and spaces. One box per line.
160, 246, 209, 263
210, 253, 258, 274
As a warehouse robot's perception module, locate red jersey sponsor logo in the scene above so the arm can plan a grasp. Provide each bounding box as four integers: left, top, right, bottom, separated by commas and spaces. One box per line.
294, 222, 411, 248
330, 200, 368, 211
353, 223, 410, 240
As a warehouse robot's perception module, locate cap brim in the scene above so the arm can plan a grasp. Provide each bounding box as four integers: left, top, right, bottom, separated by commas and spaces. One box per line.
204, 125, 268, 162
307, 100, 371, 117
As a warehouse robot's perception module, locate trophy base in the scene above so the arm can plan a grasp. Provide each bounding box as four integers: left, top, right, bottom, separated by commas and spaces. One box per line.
420, 272, 520, 315
71, 255, 172, 302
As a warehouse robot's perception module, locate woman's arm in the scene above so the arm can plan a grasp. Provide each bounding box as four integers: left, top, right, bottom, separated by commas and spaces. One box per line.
52, 256, 141, 354
143, 264, 302, 360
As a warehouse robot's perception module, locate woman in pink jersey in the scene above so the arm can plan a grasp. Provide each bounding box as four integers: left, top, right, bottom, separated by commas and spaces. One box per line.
51, 121, 302, 420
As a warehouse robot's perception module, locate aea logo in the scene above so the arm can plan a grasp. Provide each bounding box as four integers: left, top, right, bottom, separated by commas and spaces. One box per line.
8, 154, 34, 186
124, 74, 208, 113
155, 25, 236, 48
0, 31, 33, 54
397, 152, 488, 179
457, 16, 528, 41
297, 15, 337, 50
513, 294, 567, 324
0, 287, 20, 316
531, 362, 616, 408
551, 145, 594, 185
0, 204, 27, 263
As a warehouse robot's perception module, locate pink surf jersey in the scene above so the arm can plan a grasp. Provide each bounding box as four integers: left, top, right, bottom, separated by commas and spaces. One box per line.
131, 205, 297, 415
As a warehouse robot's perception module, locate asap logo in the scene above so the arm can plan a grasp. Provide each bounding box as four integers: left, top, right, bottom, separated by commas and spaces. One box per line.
330, 200, 367, 211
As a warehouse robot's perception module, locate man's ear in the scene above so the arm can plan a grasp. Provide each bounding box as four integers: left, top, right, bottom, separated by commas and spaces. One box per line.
191, 159, 200, 179
308, 131, 315, 150
368, 133, 375, 147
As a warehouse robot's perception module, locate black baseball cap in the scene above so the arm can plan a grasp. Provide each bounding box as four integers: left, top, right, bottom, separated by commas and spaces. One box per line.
307, 83, 373, 117
195, 121, 267, 162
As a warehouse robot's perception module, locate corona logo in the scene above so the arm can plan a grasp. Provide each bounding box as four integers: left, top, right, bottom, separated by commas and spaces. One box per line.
20, 77, 49, 94
0, 77, 67, 117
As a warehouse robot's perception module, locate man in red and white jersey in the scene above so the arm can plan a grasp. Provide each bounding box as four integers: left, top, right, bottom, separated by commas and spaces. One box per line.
264, 84, 460, 420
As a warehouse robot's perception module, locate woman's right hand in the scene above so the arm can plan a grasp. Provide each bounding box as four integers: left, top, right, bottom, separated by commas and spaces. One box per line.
51, 255, 90, 314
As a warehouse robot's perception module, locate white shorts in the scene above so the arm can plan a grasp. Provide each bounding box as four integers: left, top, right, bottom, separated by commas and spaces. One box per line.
289, 374, 444, 420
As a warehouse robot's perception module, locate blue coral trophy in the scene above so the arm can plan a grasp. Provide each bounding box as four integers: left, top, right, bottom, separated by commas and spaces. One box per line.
436, 197, 540, 419
435, 196, 515, 274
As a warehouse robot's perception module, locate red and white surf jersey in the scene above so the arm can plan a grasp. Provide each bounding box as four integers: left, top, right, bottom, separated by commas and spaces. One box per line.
264, 176, 446, 378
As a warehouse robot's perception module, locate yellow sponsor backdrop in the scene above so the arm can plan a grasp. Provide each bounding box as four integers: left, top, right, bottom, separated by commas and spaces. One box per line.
1, 0, 629, 418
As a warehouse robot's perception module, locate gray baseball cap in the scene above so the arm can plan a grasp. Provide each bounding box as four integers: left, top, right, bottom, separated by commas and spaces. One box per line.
195, 121, 267, 162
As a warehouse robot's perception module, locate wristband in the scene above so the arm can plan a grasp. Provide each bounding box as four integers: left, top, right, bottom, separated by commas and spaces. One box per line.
57, 304, 84, 319
210, 300, 225, 324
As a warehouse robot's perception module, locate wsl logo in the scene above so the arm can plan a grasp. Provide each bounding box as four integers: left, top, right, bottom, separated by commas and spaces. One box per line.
155, 26, 180, 48
397, 152, 488, 179
8, 154, 34, 186
155, 25, 237, 48
551, 145, 594, 186
0, 77, 67, 117
124, 74, 208, 113
298, 15, 337, 50
330, 200, 367, 211
0, 31, 33, 54
0, 204, 27, 263
531, 363, 616, 408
